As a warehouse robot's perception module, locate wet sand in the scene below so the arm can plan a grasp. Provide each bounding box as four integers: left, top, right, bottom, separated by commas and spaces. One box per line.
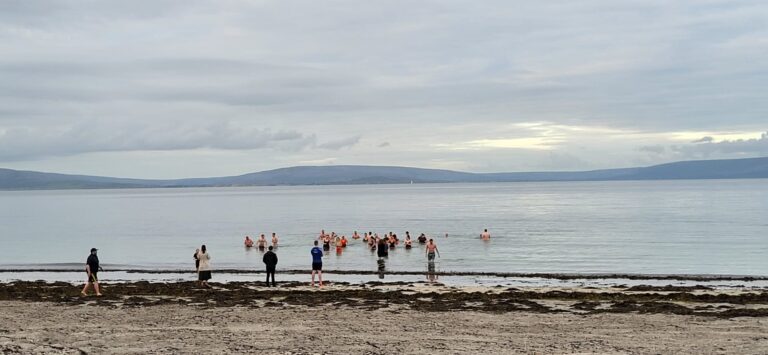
1, 281, 767, 354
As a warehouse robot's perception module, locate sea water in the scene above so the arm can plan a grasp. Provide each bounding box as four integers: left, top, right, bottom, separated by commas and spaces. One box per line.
1, 180, 767, 279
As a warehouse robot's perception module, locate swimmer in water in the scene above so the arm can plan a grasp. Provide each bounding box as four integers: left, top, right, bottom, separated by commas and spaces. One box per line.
244, 236, 254, 248
426, 239, 440, 261
258, 234, 267, 250
341, 235, 348, 247
352, 231, 360, 240
417, 233, 427, 244
404, 234, 413, 249
272, 232, 279, 247
323, 235, 331, 251
480, 229, 491, 240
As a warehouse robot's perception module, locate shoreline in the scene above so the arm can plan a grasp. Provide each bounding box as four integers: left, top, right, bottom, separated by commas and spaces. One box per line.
2, 268, 766, 281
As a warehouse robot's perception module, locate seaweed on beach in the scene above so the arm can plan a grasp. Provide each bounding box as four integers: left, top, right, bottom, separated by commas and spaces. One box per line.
0, 281, 767, 318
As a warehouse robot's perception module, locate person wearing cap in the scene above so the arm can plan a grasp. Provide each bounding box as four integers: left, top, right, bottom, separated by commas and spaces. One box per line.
81, 248, 103, 296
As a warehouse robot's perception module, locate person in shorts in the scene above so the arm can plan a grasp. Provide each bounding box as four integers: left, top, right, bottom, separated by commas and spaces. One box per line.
311, 240, 324, 287
426, 239, 440, 261
81, 248, 103, 297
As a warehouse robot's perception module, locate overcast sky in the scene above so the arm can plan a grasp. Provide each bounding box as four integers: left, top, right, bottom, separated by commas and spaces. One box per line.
1, 0, 767, 178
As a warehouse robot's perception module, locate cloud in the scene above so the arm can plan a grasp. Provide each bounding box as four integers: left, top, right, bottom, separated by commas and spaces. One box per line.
298, 157, 337, 165
691, 136, 714, 143
1, 1, 767, 177
639, 145, 666, 154
316, 135, 361, 150
0, 121, 319, 160
671, 131, 768, 158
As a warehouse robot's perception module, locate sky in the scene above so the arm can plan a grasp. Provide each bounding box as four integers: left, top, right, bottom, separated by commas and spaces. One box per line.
1, 0, 767, 178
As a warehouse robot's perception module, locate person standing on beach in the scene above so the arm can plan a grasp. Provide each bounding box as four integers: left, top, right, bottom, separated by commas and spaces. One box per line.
193, 248, 200, 270
196, 245, 212, 288
311, 240, 324, 287
263, 246, 278, 287
480, 229, 491, 240
81, 248, 103, 297
426, 239, 440, 261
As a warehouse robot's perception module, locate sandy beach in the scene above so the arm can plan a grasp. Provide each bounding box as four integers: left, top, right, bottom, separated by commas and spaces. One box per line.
0, 281, 767, 354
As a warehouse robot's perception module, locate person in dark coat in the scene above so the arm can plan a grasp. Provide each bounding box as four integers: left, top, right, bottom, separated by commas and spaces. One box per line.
263, 246, 278, 287
81, 248, 104, 296
377, 237, 389, 258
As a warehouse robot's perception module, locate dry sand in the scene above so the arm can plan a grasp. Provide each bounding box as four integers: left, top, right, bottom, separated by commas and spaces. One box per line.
1, 302, 767, 354
0, 281, 767, 354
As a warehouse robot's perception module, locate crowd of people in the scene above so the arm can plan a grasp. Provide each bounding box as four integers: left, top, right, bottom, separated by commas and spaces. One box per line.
79, 229, 491, 296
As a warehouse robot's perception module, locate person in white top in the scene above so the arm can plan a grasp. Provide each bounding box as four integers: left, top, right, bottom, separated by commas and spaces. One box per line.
196, 245, 212, 288
480, 229, 491, 240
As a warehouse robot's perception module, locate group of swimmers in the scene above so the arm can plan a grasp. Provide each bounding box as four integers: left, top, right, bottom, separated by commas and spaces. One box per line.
313, 229, 448, 262
244, 233, 279, 250
245, 228, 490, 259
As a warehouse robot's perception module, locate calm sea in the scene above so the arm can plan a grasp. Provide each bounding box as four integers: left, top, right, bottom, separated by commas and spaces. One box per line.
1, 180, 767, 277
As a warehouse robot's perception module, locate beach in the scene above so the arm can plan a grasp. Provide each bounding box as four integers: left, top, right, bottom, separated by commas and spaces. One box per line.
1, 280, 767, 354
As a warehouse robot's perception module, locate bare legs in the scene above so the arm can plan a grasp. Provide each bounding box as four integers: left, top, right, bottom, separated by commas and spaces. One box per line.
81, 281, 102, 296
311, 270, 323, 287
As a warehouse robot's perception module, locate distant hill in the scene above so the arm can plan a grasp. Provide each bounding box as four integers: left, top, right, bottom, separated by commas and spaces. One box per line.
1, 156, 768, 190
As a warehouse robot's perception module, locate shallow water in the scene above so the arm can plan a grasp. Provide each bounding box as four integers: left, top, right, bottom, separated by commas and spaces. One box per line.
1, 180, 767, 279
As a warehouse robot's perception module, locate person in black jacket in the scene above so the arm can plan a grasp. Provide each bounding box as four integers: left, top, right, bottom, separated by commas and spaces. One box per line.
377, 237, 389, 258
81, 248, 104, 297
263, 246, 278, 287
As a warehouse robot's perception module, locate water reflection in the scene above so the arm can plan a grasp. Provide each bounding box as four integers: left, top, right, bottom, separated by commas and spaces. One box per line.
377, 258, 386, 279
427, 261, 438, 283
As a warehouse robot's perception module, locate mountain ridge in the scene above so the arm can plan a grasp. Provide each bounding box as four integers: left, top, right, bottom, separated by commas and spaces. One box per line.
1, 156, 767, 190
